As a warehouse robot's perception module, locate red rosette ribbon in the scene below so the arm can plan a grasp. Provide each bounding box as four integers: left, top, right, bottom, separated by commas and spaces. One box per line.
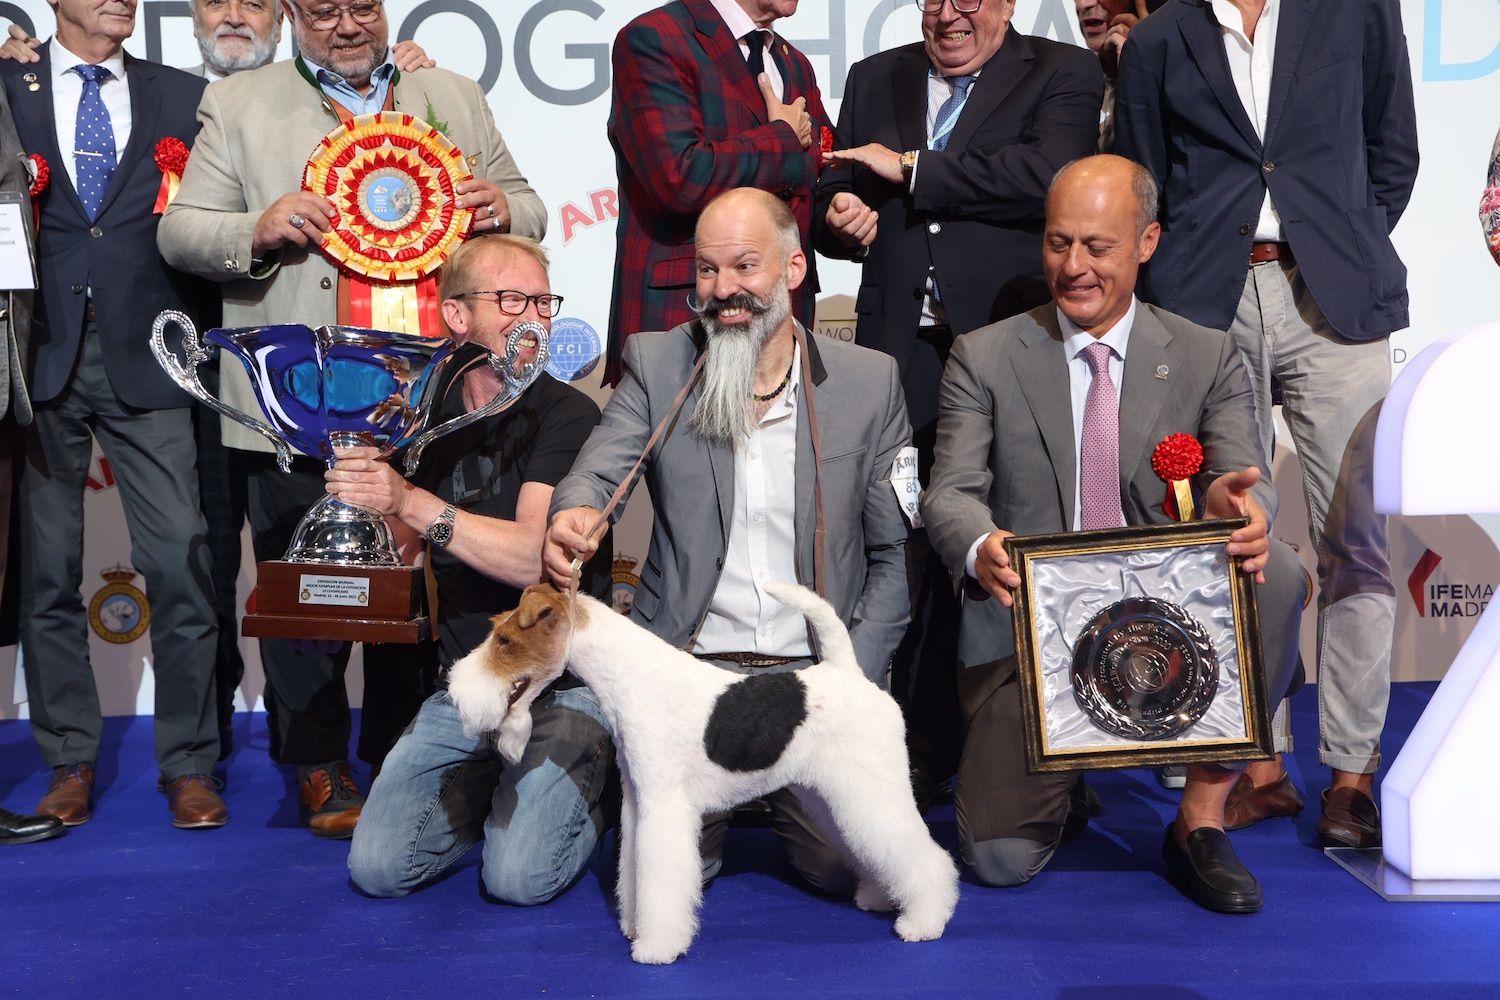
26, 153, 48, 229
820, 126, 834, 156
27, 153, 48, 198
153, 137, 190, 214
1151, 432, 1203, 521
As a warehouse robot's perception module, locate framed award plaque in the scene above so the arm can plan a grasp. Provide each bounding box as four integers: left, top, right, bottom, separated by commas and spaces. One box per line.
1006, 519, 1274, 773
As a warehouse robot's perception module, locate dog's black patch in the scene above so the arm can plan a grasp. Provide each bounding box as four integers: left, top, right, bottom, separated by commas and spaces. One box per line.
703, 672, 808, 772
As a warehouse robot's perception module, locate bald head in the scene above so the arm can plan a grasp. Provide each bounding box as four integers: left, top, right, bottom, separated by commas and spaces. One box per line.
1042, 155, 1161, 336
698, 188, 800, 262
1048, 154, 1159, 236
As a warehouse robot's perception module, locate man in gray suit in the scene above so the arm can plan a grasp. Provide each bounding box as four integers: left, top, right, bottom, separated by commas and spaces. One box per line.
922, 155, 1304, 913
158, 0, 544, 837
0, 84, 61, 847
544, 187, 911, 895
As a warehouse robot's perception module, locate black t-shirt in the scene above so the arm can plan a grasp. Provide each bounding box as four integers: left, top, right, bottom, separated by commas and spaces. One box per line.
411, 346, 611, 669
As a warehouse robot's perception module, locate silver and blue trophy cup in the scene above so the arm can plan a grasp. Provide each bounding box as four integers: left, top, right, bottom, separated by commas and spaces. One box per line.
151, 310, 548, 641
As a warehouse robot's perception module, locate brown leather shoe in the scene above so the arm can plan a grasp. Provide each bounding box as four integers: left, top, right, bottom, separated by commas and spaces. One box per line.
160, 774, 229, 829
1318, 786, 1381, 849
37, 763, 95, 826
300, 762, 364, 840
1224, 770, 1304, 831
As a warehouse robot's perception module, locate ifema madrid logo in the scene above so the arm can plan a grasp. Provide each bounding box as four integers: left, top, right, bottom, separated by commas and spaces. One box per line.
89, 565, 151, 644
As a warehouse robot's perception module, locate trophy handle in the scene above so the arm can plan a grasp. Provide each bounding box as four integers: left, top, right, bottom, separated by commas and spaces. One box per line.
151, 309, 296, 474
402, 320, 551, 476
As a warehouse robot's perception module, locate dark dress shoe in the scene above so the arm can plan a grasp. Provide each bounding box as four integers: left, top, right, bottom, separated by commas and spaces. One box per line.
37, 762, 95, 826
0, 807, 65, 845
1161, 826, 1262, 914
160, 774, 229, 829
1318, 786, 1381, 849
300, 762, 364, 839
1224, 770, 1304, 831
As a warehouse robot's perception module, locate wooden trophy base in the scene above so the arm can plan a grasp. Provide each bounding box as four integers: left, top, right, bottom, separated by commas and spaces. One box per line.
242, 561, 428, 644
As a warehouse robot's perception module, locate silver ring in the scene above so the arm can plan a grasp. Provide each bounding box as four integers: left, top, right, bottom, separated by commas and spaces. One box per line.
289, 213, 306, 229
487, 204, 496, 218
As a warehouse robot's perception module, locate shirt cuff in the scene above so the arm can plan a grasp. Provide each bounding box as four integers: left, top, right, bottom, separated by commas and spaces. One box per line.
907, 150, 921, 193
964, 533, 987, 579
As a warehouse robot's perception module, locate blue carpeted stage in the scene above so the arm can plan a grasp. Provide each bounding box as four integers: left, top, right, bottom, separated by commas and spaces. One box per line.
5, 681, 1499, 998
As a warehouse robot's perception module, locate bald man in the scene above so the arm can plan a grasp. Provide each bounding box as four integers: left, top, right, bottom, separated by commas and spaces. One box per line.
546, 187, 912, 897
922, 155, 1306, 913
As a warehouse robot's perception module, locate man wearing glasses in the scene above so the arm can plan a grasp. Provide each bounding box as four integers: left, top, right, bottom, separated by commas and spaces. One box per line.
814, 0, 1101, 812
333, 235, 615, 906
158, 0, 546, 839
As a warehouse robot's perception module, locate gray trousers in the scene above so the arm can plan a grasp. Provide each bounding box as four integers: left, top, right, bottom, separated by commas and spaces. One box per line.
1229, 261, 1395, 775
18, 324, 219, 779
955, 539, 1308, 887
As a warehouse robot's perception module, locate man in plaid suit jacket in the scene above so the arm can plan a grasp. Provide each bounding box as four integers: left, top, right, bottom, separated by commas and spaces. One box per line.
604, 0, 830, 385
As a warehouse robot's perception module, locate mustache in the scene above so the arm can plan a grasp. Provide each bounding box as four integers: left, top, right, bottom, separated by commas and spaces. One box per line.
690, 290, 775, 321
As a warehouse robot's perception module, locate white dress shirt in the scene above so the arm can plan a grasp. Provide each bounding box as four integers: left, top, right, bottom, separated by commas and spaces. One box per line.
965, 299, 1138, 578
1210, 0, 1283, 241
50, 38, 132, 195
694, 342, 811, 657
912, 68, 983, 326
708, 0, 784, 100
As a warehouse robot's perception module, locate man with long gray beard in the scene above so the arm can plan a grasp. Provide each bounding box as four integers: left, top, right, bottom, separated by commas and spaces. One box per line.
544, 187, 912, 895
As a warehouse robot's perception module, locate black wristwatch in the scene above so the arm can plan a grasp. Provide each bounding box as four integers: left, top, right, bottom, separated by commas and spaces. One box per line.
425, 503, 457, 548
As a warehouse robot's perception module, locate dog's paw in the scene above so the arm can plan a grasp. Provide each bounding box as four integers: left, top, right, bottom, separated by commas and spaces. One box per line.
854, 879, 896, 913
894, 911, 950, 943
630, 936, 690, 965
619, 917, 636, 940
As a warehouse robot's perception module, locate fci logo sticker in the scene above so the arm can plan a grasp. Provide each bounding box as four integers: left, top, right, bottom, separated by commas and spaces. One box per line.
88, 565, 150, 644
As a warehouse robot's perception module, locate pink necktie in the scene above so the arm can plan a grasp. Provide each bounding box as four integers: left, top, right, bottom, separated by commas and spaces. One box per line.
1080, 342, 1125, 530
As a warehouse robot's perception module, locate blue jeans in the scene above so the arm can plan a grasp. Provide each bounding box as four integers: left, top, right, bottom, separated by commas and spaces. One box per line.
348, 686, 613, 904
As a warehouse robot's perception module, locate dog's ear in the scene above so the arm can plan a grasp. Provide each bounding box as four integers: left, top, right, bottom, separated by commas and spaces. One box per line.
516, 588, 562, 630
490, 608, 515, 629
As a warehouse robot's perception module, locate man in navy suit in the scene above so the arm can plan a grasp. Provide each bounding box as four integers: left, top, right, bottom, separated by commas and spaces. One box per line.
1114, 0, 1418, 848
0, 0, 225, 829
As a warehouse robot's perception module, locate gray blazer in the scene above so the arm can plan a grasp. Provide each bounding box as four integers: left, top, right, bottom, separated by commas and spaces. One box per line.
158, 60, 546, 452
551, 322, 913, 683
0, 86, 31, 425
920, 301, 1272, 675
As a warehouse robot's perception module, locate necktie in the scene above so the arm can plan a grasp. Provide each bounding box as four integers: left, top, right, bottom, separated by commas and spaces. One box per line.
930, 74, 974, 151
745, 30, 766, 79
72, 64, 117, 221
1079, 342, 1125, 531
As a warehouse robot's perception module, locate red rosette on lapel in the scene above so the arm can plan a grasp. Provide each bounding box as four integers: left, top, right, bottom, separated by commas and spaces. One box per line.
153, 137, 190, 214
1151, 432, 1204, 522
26, 153, 48, 229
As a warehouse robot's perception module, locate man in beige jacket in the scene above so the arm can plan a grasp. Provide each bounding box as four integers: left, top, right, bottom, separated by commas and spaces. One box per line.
159, 0, 545, 838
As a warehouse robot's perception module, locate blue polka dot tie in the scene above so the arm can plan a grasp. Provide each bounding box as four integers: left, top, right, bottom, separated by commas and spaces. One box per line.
72, 64, 117, 222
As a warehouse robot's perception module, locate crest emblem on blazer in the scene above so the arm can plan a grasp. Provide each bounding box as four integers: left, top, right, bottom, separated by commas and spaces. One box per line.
89, 565, 151, 644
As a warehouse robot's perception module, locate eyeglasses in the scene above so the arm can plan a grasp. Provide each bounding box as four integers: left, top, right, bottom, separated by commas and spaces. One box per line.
296, 0, 383, 31
913, 0, 984, 13
454, 290, 565, 318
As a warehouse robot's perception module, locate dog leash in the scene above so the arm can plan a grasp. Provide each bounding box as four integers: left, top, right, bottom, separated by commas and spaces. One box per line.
567, 322, 826, 601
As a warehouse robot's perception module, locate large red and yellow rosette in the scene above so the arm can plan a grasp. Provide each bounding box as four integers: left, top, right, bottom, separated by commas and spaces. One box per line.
303, 111, 475, 337
1152, 433, 1204, 522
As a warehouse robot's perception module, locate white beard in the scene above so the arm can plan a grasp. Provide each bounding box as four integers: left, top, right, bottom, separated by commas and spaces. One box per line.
198, 24, 278, 75
688, 281, 791, 450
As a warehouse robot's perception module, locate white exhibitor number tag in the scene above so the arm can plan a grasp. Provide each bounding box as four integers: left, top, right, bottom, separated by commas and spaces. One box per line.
891, 446, 923, 528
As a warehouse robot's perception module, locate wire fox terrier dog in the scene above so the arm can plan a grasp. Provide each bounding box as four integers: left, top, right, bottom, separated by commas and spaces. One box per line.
446, 582, 959, 964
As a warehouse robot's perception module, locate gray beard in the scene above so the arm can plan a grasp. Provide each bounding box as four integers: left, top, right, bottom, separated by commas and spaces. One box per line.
198, 27, 278, 75
688, 288, 791, 450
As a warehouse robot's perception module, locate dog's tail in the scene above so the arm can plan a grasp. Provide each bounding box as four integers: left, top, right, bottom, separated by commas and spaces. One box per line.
764, 582, 859, 671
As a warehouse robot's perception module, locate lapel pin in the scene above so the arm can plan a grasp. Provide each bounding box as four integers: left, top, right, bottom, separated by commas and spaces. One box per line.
781, 42, 788, 56
1155, 364, 1169, 380
23, 72, 38, 92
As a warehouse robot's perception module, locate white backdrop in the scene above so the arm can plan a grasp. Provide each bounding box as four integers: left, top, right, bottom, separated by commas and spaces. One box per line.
1, 0, 1496, 721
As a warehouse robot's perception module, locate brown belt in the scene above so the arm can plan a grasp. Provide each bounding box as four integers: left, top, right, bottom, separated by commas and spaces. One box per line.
694, 651, 804, 668
1250, 242, 1292, 265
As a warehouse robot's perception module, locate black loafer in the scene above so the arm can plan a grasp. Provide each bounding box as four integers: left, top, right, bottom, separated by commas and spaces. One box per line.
0, 806, 65, 846
1162, 825, 1262, 914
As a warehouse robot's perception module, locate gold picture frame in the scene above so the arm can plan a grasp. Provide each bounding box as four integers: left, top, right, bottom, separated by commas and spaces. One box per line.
1006, 518, 1273, 773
